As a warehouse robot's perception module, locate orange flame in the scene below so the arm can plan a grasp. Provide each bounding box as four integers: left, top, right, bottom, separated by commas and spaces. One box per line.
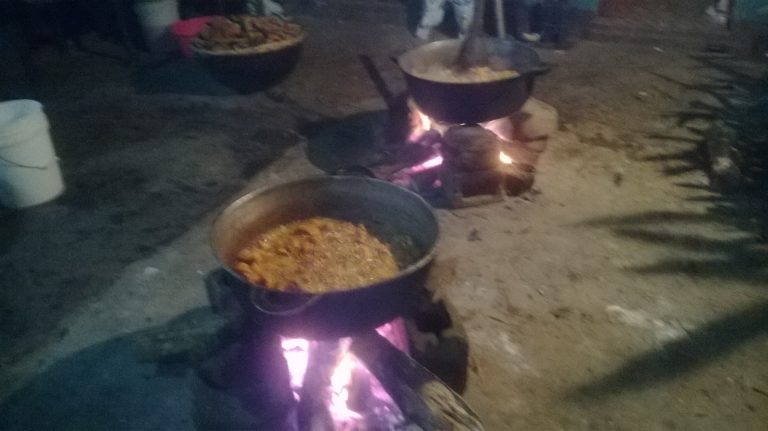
409, 109, 433, 142
281, 338, 362, 421
280, 321, 408, 426
328, 349, 363, 422
413, 154, 443, 172
281, 338, 309, 397
418, 111, 431, 132
482, 117, 515, 143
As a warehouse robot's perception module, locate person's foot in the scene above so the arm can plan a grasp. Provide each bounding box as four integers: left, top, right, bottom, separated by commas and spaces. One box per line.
518, 32, 541, 43
706, 5, 728, 25
415, 26, 432, 40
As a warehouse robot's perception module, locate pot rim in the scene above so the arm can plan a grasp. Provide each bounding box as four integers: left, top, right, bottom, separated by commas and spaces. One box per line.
398, 38, 547, 84
210, 175, 440, 298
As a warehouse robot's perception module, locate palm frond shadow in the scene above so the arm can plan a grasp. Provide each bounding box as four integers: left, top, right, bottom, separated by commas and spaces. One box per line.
569, 300, 768, 400
569, 57, 768, 398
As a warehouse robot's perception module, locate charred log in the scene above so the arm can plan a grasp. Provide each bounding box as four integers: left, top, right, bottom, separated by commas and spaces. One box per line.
297, 340, 340, 431
351, 331, 484, 431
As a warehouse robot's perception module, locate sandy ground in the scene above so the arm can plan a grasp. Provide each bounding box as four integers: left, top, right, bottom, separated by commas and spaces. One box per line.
1, 1, 767, 430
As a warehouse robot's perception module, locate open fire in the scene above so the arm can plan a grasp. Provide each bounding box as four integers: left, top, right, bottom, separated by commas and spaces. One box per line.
392, 99, 534, 207
408, 101, 515, 170
280, 320, 410, 430
199, 269, 478, 431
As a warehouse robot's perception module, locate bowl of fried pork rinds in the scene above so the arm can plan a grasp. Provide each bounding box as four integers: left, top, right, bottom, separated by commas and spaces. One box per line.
191, 15, 304, 92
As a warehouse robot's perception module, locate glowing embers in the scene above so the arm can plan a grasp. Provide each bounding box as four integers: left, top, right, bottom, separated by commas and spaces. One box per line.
281, 320, 409, 430
402, 101, 530, 207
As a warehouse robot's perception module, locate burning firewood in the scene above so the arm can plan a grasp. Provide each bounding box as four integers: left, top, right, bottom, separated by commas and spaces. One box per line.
351, 331, 485, 431
297, 341, 339, 431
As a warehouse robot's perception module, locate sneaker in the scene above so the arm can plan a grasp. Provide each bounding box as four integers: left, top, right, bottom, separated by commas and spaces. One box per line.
706, 5, 727, 25
415, 26, 432, 40
518, 32, 542, 43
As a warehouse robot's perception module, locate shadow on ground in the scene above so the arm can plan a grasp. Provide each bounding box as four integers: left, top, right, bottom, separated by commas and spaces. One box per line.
0, 100, 301, 368
647, 55, 768, 196
588, 55, 768, 285
133, 53, 303, 95
132, 58, 237, 96
0, 308, 224, 431
570, 300, 768, 399
301, 110, 393, 173
578, 209, 768, 285
571, 54, 768, 399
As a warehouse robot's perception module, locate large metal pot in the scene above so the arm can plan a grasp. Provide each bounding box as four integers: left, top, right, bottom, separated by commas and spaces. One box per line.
191, 17, 304, 93
194, 43, 302, 93
211, 176, 439, 339
398, 38, 548, 124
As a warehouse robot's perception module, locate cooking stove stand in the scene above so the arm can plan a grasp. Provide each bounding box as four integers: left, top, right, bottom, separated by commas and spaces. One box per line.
345, 97, 537, 207
194, 269, 470, 430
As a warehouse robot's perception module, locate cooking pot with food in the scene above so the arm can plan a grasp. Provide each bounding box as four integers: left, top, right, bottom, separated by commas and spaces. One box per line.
398, 38, 549, 124
191, 15, 304, 93
211, 176, 439, 339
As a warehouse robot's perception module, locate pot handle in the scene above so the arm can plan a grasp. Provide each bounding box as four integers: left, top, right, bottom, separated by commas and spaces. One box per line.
523, 63, 551, 93
332, 165, 377, 178
525, 63, 551, 77
250, 288, 321, 316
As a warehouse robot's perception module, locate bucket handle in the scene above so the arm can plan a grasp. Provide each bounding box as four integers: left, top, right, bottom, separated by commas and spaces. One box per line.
250, 288, 321, 316
0, 154, 53, 170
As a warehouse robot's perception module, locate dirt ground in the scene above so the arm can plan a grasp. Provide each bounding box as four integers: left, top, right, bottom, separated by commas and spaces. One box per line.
1, 1, 767, 430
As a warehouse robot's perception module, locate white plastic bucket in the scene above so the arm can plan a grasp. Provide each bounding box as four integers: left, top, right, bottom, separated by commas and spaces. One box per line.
133, 0, 180, 53
0, 100, 65, 208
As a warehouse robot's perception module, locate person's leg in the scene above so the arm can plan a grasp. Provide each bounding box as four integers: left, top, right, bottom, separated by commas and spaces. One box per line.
510, 0, 540, 42
263, 0, 287, 17
416, 0, 447, 39
706, 0, 729, 25
534, 0, 560, 44
450, 0, 474, 37
510, 0, 529, 34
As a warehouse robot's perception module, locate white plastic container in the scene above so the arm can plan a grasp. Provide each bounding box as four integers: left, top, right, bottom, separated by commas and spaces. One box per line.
133, 0, 180, 53
0, 100, 65, 208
